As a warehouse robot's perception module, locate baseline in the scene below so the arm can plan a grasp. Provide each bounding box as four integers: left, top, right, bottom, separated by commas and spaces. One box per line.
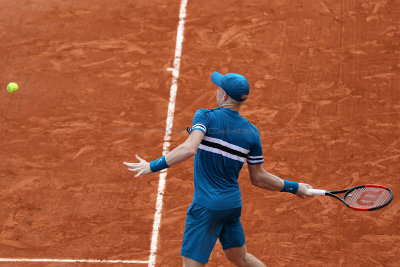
0, 258, 148, 264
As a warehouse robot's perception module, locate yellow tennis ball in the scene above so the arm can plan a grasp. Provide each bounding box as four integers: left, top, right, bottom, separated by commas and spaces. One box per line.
7, 82, 19, 93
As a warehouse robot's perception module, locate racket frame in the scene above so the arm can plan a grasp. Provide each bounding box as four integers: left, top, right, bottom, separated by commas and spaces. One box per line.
310, 184, 393, 211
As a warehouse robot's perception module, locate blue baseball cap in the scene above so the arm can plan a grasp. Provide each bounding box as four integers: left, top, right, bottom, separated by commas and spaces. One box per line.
211, 72, 250, 102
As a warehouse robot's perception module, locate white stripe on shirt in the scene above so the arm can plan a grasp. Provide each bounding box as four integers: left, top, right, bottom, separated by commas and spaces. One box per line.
247, 159, 264, 164
247, 155, 264, 159
203, 136, 250, 154
193, 123, 206, 132
198, 144, 246, 162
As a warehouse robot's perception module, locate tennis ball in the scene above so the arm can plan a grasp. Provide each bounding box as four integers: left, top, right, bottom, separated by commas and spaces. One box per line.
7, 82, 19, 93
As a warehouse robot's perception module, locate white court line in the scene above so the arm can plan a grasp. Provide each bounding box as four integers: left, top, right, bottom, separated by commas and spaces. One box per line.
148, 0, 189, 266
0, 258, 148, 264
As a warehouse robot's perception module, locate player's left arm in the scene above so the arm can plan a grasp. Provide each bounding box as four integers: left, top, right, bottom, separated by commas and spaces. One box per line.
123, 129, 204, 177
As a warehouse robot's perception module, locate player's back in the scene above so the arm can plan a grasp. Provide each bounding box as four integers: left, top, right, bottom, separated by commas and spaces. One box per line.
191, 106, 264, 210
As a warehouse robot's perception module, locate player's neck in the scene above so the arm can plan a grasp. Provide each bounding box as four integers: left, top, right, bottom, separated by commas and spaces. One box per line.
221, 103, 240, 112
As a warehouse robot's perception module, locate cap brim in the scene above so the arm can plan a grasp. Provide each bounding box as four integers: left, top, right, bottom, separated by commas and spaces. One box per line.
211, 72, 223, 87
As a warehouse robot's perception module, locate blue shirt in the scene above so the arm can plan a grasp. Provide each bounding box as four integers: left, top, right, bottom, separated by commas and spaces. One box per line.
191, 106, 264, 210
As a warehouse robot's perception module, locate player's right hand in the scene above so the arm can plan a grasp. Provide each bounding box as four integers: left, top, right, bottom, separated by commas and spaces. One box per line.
296, 183, 314, 198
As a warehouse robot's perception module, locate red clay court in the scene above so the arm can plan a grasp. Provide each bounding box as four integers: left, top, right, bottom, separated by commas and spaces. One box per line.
0, 0, 399, 266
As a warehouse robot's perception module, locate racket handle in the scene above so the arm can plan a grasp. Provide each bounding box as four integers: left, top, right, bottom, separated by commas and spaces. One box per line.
308, 189, 327, 195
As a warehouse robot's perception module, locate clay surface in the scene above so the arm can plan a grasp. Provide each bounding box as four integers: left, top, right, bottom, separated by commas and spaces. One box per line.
0, 0, 399, 266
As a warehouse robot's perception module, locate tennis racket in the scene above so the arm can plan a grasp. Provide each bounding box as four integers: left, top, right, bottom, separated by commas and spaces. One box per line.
308, 184, 393, 211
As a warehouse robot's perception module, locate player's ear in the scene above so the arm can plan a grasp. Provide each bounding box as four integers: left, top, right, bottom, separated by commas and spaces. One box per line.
223, 91, 229, 101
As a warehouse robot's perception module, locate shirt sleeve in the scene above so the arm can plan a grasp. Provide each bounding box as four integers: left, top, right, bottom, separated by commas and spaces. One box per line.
192, 109, 210, 134
247, 127, 264, 165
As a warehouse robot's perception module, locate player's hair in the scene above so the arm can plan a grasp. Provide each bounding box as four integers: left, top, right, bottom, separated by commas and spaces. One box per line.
240, 94, 248, 100
224, 95, 244, 108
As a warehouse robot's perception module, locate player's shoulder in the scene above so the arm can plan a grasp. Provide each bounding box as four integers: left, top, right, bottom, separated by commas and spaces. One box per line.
239, 115, 260, 134
194, 107, 221, 116
249, 122, 260, 133
196, 107, 221, 113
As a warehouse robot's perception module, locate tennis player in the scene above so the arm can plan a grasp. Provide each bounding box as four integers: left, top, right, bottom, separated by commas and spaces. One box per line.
124, 72, 314, 266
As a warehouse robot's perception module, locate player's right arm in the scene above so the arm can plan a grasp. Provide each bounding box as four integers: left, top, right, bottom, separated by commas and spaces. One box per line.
164, 129, 204, 165
248, 164, 312, 198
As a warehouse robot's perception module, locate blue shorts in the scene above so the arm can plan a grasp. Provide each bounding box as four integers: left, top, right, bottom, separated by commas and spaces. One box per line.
180, 202, 245, 263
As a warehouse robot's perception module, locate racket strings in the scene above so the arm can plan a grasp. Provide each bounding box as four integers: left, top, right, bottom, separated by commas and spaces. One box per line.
344, 187, 392, 209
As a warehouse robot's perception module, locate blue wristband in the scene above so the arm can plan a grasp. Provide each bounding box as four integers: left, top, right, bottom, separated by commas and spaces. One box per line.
281, 180, 299, 194
150, 156, 169, 172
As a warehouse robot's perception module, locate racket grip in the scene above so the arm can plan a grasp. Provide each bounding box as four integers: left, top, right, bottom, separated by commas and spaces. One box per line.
308, 189, 326, 195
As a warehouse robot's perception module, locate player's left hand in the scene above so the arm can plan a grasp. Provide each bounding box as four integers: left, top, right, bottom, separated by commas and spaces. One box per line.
123, 155, 152, 177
